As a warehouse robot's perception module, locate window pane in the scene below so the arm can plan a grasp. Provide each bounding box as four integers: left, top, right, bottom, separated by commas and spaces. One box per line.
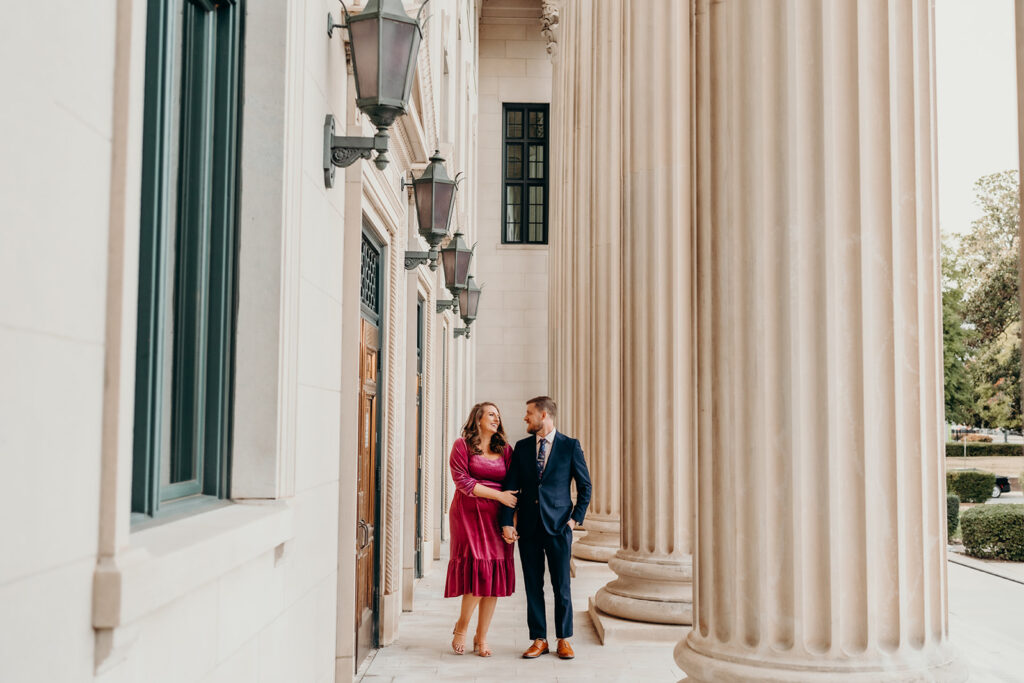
528, 144, 544, 179
506, 109, 523, 138
506, 144, 523, 179
528, 185, 544, 242
505, 185, 522, 242
528, 110, 545, 138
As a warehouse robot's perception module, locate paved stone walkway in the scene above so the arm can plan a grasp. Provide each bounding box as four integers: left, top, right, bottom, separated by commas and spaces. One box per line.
359, 543, 1024, 682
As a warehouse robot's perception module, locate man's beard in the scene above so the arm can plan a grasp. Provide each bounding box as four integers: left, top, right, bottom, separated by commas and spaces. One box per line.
526, 423, 539, 434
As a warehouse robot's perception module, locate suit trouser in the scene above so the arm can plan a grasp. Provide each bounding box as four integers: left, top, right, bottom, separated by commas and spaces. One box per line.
518, 521, 573, 640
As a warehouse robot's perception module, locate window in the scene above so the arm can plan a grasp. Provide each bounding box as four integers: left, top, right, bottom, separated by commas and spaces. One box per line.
502, 103, 549, 244
131, 0, 244, 519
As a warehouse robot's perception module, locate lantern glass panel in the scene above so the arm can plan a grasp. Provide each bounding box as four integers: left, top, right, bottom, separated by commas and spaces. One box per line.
455, 249, 472, 288
441, 248, 457, 289
465, 288, 481, 319
414, 183, 433, 235
349, 19, 379, 99
458, 285, 469, 314
380, 19, 417, 101
432, 183, 455, 233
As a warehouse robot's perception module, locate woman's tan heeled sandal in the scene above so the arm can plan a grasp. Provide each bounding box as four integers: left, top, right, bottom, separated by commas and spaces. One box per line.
451, 629, 467, 655
475, 638, 492, 657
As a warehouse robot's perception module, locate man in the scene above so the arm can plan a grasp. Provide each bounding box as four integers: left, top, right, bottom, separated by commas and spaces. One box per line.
500, 396, 592, 660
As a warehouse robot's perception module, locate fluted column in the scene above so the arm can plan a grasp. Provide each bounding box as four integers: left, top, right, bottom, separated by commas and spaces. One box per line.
592, 0, 693, 623
675, 1, 964, 680
572, 0, 622, 563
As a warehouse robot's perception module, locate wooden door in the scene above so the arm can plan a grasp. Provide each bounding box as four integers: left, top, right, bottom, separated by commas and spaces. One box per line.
355, 317, 379, 668
415, 299, 424, 577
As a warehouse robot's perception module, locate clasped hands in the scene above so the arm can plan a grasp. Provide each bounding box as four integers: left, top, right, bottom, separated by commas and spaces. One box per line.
503, 518, 578, 545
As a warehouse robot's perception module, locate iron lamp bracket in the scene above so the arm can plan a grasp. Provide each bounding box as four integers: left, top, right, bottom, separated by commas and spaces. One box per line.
436, 298, 457, 313
323, 114, 391, 187
453, 326, 471, 338
404, 248, 439, 271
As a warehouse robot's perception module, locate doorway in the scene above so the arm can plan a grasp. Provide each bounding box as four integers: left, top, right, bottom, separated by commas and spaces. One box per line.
355, 233, 383, 668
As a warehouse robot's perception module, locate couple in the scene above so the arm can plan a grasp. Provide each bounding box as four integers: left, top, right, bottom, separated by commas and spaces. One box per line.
444, 396, 592, 660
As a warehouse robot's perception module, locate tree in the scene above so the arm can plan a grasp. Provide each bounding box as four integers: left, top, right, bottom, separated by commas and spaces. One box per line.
971, 321, 1022, 430
942, 253, 974, 424
957, 170, 1020, 351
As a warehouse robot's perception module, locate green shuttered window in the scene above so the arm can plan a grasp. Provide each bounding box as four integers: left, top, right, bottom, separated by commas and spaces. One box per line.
502, 103, 549, 244
132, 0, 243, 520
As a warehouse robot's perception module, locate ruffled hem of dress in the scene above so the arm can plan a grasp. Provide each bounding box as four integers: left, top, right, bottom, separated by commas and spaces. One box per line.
444, 557, 516, 597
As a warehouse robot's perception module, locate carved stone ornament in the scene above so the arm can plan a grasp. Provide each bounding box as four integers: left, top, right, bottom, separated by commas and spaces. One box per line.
539, 0, 560, 59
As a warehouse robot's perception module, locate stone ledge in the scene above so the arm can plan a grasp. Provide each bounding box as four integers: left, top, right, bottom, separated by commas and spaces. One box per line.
588, 597, 690, 645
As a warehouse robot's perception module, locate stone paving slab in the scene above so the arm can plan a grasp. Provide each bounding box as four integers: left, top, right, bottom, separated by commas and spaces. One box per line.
360, 543, 1024, 682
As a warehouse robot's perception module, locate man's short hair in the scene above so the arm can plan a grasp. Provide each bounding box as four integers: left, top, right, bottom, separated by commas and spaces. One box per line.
527, 396, 558, 418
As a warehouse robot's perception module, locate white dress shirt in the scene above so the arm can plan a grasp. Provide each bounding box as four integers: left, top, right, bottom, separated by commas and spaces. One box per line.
536, 429, 556, 473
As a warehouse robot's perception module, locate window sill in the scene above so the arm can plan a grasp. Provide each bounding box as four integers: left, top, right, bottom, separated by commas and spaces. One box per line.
496, 243, 549, 250
93, 501, 294, 628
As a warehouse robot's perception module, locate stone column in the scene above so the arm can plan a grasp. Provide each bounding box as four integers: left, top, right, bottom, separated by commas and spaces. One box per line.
675, 1, 965, 680
571, 0, 622, 563
592, 0, 693, 624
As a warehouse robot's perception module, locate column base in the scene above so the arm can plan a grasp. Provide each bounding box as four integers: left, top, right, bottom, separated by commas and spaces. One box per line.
675, 635, 968, 683
589, 596, 690, 645
593, 551, 693, 625
572, 515, 620, 562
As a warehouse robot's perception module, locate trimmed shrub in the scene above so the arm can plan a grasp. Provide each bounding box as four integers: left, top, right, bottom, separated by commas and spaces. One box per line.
960, 504, 1024, 561
946, 494, 960, 539
945, 442, 1024, 458
946, 470, 996, 503
964, 433, 993, 443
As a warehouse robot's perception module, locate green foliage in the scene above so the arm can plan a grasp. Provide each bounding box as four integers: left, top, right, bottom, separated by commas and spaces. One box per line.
942, 170, 1022, 430
946, 494, 960, 539
960, 504, 1024, 562
946, 469, 996, 503
945, 442, 1024, 457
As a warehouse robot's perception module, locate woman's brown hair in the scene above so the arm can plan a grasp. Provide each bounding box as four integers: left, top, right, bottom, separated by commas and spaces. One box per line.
461, 402, 509, 455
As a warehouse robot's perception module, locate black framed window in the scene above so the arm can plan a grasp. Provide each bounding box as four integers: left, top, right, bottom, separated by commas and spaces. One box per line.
502, 103, 549, 244
131, 0, 243, 520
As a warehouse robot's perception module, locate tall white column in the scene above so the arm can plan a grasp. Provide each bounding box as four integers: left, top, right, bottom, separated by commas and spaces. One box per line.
571, 0, 622, 563
592, 0, 693, 624
675, 1, 965, 680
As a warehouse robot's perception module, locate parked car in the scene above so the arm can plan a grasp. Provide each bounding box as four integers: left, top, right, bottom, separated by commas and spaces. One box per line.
993, 476, 1011, 498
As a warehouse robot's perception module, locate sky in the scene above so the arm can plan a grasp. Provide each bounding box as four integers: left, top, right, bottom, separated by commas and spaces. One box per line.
935, 0, 1019, 236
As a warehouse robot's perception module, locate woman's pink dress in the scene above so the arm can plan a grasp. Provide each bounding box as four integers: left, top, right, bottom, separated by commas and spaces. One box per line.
444, 438, 515, 597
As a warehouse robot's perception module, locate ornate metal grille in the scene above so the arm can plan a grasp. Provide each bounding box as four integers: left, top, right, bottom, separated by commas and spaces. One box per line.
360, 236, 381, 318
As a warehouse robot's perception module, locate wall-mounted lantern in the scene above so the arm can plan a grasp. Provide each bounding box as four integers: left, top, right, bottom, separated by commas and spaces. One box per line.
404, 151, 463, 270
453, 275, 481, 338
323, 0, 429, 185
436, 229, 474, 312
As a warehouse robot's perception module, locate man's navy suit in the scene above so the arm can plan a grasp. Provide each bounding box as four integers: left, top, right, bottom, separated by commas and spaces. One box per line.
500, 431, 592, 640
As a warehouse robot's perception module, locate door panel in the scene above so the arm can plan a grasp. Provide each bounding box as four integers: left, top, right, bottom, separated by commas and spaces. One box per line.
355, 318, 379, 668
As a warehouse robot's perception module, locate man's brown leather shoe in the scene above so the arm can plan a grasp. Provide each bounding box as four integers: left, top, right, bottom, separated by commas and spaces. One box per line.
556, 639, 574, 659
522, 639, 549, 658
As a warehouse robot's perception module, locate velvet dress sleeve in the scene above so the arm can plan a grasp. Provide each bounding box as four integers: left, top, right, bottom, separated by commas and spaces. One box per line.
449, 437, 479, 496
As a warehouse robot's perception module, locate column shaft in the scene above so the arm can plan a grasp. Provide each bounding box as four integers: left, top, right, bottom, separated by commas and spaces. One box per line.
593, 0, 694, 624
675, 1, 964, 680
571, 0, 623, 563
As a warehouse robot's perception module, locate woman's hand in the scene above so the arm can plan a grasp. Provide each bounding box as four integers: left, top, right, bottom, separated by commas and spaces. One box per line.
497, 489, 519, 508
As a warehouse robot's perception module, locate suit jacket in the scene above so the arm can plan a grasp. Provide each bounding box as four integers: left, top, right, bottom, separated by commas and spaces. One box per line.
499, 431, 592, 537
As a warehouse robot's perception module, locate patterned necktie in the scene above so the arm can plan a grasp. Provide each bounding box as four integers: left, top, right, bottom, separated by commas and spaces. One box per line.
537, 438, 548, 478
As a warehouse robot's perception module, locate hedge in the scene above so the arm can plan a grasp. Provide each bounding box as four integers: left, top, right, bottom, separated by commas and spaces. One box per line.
946, 470, 996, 504
945, 442, 1023, 458
960, 504, 1024, 561
946, 494, 960, 539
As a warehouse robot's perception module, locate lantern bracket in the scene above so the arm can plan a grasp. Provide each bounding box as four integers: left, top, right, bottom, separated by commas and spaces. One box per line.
323, 114, 391, 187
404, 248, 439, 271
436, 298, 458, 314
327, 10, 349, 38
453, 326, 471, 339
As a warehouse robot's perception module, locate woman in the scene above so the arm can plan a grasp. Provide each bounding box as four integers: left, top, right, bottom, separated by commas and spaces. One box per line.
445, 402, 518, 657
